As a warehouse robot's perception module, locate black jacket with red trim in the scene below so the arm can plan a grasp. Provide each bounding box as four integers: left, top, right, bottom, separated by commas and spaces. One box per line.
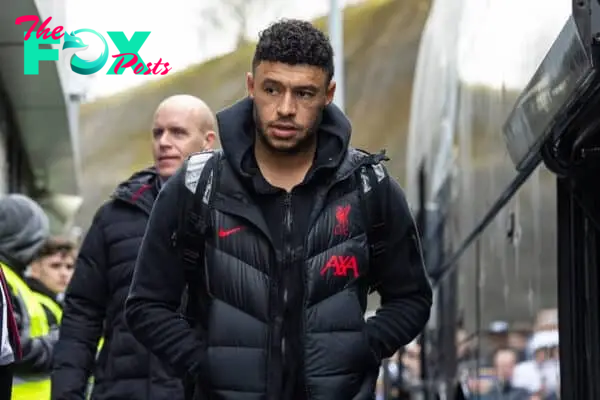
52, 168, 184, 400
125, 98, 433, 400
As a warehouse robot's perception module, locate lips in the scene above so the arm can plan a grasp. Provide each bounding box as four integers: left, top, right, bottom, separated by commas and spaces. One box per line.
270, 123, 298, 138
158, 156, 179, 162
271, 124, 297, 130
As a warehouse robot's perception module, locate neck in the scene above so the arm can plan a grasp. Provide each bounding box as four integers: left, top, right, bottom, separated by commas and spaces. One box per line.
254, 139, 316, 192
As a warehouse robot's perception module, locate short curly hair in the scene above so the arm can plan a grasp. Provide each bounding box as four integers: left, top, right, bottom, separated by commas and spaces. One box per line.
253, 19, 334, 83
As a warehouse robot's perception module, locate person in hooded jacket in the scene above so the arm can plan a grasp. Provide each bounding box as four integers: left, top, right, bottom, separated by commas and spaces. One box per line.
51, 94, 216, 400
125, 19, 433, 400
0, 194, 57, 399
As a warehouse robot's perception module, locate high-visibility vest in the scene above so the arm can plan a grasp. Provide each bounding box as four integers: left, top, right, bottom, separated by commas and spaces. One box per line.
0, 262, 52, 400
85, 335, 105, 399
30, 286, 105, 400
30, 290, 104, 354
32, 291, 62, 325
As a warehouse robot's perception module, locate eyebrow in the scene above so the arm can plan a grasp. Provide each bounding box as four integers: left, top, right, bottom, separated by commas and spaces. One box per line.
153, 125, 187, 133
263, 78, 319, 92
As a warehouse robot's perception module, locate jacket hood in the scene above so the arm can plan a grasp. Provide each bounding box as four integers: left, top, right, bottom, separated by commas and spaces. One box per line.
216, 97, 352, 179
111, 167, 159, 214
0, 194, 50, 268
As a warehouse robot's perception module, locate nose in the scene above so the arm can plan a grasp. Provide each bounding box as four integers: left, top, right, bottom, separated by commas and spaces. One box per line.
277, 92, 296, 117
60, 265, 72, 278
158, 131, 172, 147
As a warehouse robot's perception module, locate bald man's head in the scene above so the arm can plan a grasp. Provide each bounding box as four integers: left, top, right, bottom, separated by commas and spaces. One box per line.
152, 94, 216, 179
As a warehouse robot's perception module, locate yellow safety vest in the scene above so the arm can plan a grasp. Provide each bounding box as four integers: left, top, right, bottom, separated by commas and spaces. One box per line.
33, 292, 63, 325
30, 291, 105, 353
0, 262, 52, 400
31, 286, 105, 400
85, 335, 105, 399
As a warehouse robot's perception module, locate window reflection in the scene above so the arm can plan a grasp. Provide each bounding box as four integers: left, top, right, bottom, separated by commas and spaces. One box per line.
397, 0, 567, 398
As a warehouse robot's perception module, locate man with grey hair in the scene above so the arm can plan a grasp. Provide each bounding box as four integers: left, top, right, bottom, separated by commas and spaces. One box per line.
52, 94, 217, 400
0, 193, 56, 399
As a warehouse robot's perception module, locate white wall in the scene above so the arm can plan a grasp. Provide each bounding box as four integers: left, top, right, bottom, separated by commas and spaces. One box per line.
35, 0, 91, 101
33, 0, 82, 193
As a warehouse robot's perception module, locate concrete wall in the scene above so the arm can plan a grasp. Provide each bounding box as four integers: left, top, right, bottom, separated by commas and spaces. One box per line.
0, 0, 82, 233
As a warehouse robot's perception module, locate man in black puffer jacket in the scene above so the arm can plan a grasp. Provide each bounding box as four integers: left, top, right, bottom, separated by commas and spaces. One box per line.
52, 95, 216, 400
126, 20, 432, 400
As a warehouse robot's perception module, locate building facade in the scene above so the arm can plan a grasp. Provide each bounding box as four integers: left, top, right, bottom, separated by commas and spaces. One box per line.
0, 0, 82, 233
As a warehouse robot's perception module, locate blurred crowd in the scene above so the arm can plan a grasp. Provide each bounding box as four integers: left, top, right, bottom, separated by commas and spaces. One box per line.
377, 308, 560, 400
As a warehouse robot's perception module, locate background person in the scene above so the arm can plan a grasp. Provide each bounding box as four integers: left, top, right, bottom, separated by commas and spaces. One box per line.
52, 95, 217, 400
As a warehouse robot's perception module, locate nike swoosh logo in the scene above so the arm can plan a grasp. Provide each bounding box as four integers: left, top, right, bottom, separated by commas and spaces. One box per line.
218, 227, 243, 238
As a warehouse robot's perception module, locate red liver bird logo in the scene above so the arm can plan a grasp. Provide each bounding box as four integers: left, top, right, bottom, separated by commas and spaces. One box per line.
334, 205, 350, 236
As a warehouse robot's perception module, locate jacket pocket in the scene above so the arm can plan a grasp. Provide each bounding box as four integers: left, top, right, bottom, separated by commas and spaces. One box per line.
347, 290, 380, 370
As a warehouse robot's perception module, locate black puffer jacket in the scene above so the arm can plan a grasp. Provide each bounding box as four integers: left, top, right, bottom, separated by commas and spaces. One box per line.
52, 169, 184, 400
125, 98, 432, 400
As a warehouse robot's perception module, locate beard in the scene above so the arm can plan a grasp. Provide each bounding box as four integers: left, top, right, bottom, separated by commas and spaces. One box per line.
253, 104, 323, 155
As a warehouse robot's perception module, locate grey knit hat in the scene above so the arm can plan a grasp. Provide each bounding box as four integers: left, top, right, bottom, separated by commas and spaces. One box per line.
0, 194, 50, 267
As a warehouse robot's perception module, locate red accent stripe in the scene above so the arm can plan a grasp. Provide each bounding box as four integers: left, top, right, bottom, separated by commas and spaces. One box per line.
131, 184, 152, 202
0, 270, 21, 360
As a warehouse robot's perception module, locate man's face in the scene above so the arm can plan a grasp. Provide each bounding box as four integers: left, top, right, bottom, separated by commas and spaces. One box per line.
488, 332, 509, 350
534, 347, 555, 363
30, 252, 74, 294
401, 344, 421, 378
152, 106, 212, 179
494, 350, 517, 382
508, 332, 528, 350
247, 61, 335, 154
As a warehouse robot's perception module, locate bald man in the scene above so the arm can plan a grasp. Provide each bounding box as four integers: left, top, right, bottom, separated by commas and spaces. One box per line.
152, 94, 216, 180
52, 95, 216, 400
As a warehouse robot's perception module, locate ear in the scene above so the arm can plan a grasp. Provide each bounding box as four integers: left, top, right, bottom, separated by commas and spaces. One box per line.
246, 72, 255, 98
203, 130, 217, 150
28, 262, 41, 279
325, 80, 336, 105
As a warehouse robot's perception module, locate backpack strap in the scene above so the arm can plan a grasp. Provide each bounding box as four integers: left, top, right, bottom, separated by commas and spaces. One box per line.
174, 150, 223, 310
357, 151, 389, 291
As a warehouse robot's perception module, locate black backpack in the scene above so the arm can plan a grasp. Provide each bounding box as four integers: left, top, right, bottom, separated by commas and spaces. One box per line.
173, 149, 390, 308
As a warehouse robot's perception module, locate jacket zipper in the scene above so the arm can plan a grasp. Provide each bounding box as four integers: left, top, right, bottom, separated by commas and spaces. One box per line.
281, 164, 368, 399
301, 231, 312, 400
283, 190, 314, 400
282, 192, 292, 372
296, 170, 363, 400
